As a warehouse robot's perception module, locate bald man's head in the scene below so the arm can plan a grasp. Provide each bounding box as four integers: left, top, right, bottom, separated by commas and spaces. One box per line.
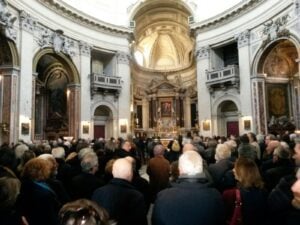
183, 143, 196, 153
112, 158, 133, 182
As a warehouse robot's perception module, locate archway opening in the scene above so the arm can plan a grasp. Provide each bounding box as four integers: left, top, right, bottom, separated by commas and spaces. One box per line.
218, 100, 239, 137
94, 105, 113, 139
257, 39, 298, 134
34, 53, 77, 140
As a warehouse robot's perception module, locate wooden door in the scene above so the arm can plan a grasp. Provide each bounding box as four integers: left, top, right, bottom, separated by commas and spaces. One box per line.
227, 121, 239, 137
94, 125, 105, 139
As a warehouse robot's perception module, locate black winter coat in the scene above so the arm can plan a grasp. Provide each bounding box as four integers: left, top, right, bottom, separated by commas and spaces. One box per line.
152, 176, 225, 225
92, 178, 148, 225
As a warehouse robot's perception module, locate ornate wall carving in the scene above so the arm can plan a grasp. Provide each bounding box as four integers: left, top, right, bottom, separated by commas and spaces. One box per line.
0, 0, 17, 41
195, 46, 210, 60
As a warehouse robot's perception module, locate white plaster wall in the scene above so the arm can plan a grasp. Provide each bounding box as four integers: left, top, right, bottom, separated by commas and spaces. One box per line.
9, 0, 130, 52
194, 0, 292, 46
79, 52, 91, 139
117, 60, 131, 139
18, 29, 34, 142
196, 56, 212, 137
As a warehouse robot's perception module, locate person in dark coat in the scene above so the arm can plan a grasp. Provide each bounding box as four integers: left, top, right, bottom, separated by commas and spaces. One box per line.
0, 166, 23, 225
147, 144, 170, 203
285, 178, 300, 225
208, 143, 235, 192
223, 157, 267, 225
71, 152, 104, 200
267, 139, 300, 225
16, 157, 60, 225
263, 144, 294, 192
114, 140, 141, 171
152, 150, 225, 225
92, 158, 148, 225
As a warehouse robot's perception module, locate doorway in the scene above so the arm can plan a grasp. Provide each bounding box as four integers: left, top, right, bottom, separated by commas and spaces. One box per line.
227, 121, 239, 137
94, 125, 105, 139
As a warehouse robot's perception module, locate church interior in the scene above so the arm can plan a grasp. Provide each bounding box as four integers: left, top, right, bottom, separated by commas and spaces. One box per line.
0, 0, 299, 143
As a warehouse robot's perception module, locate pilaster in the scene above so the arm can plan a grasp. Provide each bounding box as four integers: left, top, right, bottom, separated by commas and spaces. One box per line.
195, 45, 212, 136
116, 51, 131, 136
79, 41, 91, 138
237, 29, 253, 134
19, 11, 35, 142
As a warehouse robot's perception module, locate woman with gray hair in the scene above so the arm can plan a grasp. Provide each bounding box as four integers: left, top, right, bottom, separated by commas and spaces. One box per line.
208, 144, 235, 192
71, 152, 104, 200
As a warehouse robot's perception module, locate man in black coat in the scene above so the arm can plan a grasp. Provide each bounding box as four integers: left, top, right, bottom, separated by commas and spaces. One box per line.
92, 158, 147, 225
71, 152, 104, 199
152, 150, 225, 225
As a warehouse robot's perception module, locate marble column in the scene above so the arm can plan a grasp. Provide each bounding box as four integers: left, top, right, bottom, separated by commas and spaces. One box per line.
67, 84, 81, 139
251, 75, 267, 134
184, 95, 191, 129
142, 97, 149, 129
0, 67, 19, 144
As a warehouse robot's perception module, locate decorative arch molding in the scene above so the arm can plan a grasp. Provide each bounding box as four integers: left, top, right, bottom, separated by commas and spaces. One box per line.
91, 100, 118, 119
7, 40, 19, 67
0, 35, 19, 67
251, 36, 300, 76
32, 48, 80, 84
211, 94, 241, 116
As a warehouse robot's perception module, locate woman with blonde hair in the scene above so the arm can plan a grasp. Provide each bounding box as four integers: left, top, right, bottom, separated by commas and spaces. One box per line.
222, 157, 267, 225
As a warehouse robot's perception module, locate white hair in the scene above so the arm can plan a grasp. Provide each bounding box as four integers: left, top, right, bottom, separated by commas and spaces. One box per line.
215, 144, 231, 161
179, 150, 203, 176
80, 152, 98, 173
51, 147, 65, 159
15, 144, 29, 159
78, 147, 93, 160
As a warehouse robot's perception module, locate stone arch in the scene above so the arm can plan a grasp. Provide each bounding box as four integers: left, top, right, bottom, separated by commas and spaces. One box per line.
251, 36, 299, 134
212, 95, 241, 137
33, 48, 80, 84
92, 101, 118, 139
0, 35, 19, 67
251, 36, 300, 76
32, 48, 81, 140
92, 100, 118, 117
212, 94, 241, 115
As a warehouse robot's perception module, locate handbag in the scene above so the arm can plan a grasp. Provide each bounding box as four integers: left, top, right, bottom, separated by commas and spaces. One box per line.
229, 188, 243, 225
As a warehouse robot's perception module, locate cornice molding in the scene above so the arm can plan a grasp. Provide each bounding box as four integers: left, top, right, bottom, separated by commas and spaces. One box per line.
191, 0, 266, 33
37, 0, 133, 38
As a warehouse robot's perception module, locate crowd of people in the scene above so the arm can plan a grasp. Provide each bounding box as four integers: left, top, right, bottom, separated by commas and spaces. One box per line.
0, 131, 300, 225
